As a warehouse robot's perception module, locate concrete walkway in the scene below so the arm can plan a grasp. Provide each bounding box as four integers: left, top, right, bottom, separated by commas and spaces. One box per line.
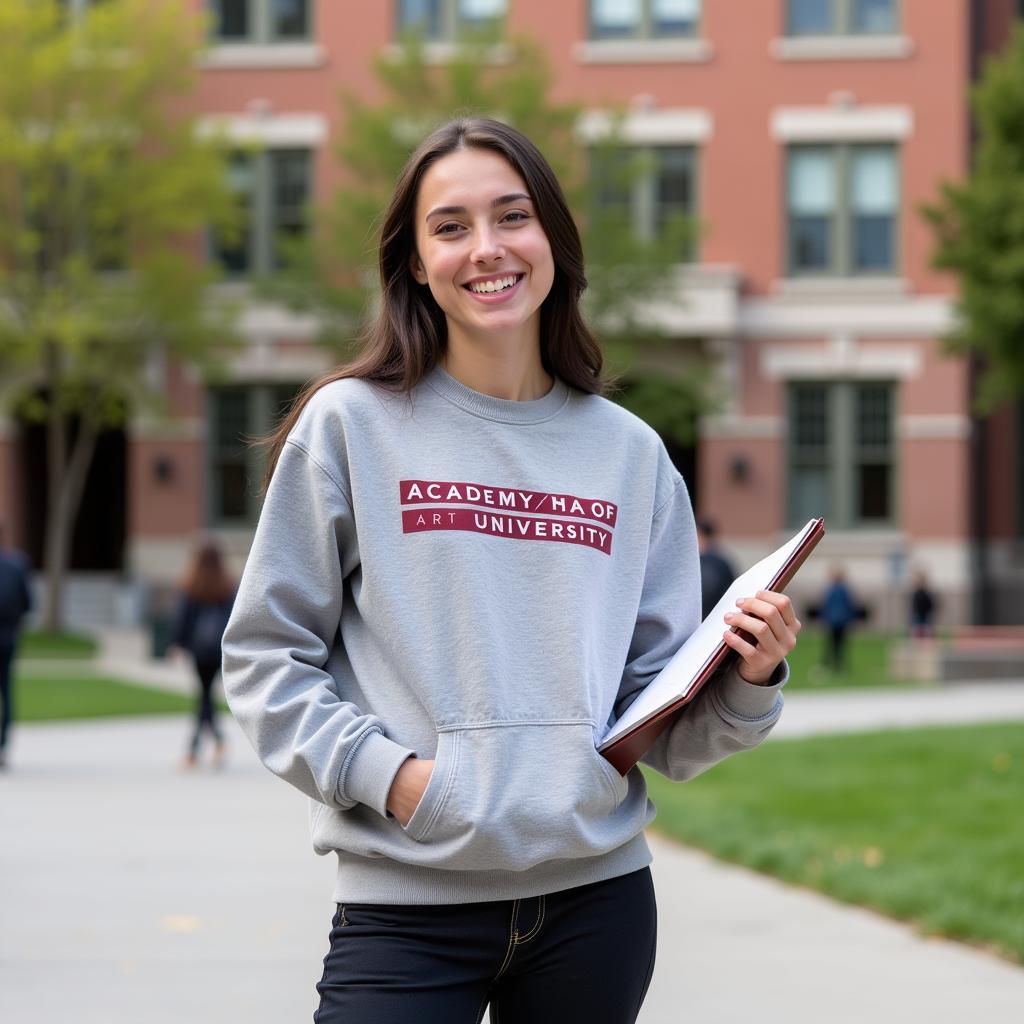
4, 634, 1024, 1022
82, 627, 1024, 734
3, 715, 1024, 1024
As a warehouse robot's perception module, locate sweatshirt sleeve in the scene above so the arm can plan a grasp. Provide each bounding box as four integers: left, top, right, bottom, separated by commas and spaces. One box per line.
221, 438, 414, 818
613, 471, 786, 783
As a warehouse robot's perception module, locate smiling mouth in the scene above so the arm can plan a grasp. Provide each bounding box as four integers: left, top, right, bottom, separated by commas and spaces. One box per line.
463, 273, 524, 295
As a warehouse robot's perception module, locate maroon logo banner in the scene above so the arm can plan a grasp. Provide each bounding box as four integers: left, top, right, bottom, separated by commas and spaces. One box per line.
402, 508, 612, 554
399, 479, 617, 554
399, 479, 617, 526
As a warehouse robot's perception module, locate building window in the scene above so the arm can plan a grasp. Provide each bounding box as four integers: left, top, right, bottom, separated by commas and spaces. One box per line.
210, 0, 311, 43
588, 0, 701, 39
208, 384, 302, 524
395, 0, 506, 41
211, 148, 312, 276
787, 144, 898, 276
591, 145, 697, 258
788, 381, 896, 528
787, 0, 898, 35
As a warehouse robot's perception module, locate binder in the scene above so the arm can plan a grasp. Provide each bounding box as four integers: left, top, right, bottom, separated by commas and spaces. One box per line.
600, 517, 826, 775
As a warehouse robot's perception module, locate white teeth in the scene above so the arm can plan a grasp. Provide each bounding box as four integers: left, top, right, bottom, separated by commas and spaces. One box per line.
469, 275, 518, 294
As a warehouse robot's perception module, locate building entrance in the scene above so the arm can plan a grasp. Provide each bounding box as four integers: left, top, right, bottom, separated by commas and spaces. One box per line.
17, 416, 126, 572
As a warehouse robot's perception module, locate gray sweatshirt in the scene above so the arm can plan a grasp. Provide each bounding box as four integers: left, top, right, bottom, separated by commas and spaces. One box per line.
222, 365, 786, 904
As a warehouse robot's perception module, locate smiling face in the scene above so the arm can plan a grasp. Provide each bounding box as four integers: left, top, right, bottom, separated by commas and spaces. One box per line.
410, 146, 555, 350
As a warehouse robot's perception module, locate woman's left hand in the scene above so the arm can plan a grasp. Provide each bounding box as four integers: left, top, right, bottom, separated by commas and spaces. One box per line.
722, 590, 802, 685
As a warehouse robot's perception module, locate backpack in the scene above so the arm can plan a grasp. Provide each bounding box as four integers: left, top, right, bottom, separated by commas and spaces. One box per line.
190, 600, 230, 663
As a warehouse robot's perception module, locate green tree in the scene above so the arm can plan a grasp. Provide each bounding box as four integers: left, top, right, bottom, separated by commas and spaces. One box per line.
0, 0, 238, 629
266, 32, 716, 442
924, 22, 1024, 410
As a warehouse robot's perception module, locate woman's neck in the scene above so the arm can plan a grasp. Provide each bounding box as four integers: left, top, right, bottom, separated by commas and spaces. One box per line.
441, 334, 553, 402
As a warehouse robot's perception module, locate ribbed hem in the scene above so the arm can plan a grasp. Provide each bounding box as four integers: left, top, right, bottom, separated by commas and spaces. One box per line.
423, 364, 570, 424
716, 660, 789, 721
341, 730, 415, 819
332, 832, 652, 905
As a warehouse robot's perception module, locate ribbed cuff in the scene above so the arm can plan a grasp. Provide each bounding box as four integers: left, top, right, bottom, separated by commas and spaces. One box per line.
340, 730, 415, 819
717, 659, 789, 720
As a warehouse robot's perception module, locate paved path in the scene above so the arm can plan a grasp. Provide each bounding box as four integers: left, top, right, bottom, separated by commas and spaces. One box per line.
774, 680, 1024, 737
2, 713, 1023, 1024
56, 628, 1024, 736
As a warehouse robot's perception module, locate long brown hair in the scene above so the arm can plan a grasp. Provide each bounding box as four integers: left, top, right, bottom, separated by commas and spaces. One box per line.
258, 116, 610, 494
180, 542, 235, 604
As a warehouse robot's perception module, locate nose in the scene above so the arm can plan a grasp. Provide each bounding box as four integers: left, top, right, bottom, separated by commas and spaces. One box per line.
470, 223, 505, 265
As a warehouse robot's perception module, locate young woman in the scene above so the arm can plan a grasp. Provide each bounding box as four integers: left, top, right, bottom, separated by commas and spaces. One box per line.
170, 541, 235, 769
222, 117, 801, 1023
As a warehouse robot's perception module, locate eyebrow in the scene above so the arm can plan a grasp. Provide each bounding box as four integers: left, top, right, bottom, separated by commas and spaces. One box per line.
425, 192, 533, 221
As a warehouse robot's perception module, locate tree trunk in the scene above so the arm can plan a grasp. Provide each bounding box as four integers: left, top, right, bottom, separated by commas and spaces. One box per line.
43, 414, 99, 633
41, 343, 101, 633
42, 343, 66, 632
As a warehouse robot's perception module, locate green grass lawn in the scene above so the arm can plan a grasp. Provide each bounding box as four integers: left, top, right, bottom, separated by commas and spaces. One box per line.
783, 628, 920, 690
15, 673, 200, 721
19, 630, 99, 660
644, 722, 1024, 962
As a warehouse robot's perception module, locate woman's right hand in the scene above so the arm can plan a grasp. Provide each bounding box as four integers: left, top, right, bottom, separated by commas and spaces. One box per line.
386, 757, 435, 827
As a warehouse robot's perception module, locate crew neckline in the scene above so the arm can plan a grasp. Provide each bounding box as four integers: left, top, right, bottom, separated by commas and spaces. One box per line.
423, 363, 570, 424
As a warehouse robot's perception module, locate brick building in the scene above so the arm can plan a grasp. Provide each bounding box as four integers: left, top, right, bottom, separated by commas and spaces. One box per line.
1, 0, 1022, 629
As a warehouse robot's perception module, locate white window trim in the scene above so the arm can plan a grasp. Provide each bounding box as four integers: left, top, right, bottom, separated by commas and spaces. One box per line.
381, 42, 512, 65
740, 295, 955, 337
772, 105, 913, 142
577, 109, 712, 145
622, 265, 741, 337
207, 287, 323, 343
200, 43, 326, 69
773, 277, 909, 297
761, 336, 922, 379
771, 35, 914, 61
221, 336, 330, 380
573, 39, 713, 64
899, 415, 971, 440
699, 414, 785, 440
197, 114, 327, 147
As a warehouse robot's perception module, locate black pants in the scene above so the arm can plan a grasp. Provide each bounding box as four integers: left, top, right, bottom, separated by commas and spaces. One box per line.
0, 639, 14, 751
189, 657, 223, 756
314, 866, 657, 1024
826, 624, 848, 670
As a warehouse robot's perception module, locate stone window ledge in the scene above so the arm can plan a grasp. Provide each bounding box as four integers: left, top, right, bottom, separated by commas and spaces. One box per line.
771, 36, 913, 61
201, 44, 326, 70
573, 39, 713, 64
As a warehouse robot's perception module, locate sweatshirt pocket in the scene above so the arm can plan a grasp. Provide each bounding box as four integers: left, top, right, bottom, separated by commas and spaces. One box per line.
401, 721, 635, 872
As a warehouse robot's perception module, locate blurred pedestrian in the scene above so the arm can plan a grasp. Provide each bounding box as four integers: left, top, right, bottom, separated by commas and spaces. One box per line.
909, 570, 938, 639
169, 541, 235, 770
819, 567, 858, 672
697, 518, 736, 619
0, 522, 33, 769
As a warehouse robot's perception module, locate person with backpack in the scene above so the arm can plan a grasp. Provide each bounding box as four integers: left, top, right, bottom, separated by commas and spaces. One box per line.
697, 518, 737, 619
0, 521, 33, 770
170, 541, 235, 769
819, 566, 860, 673
909, 569, 939, 639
